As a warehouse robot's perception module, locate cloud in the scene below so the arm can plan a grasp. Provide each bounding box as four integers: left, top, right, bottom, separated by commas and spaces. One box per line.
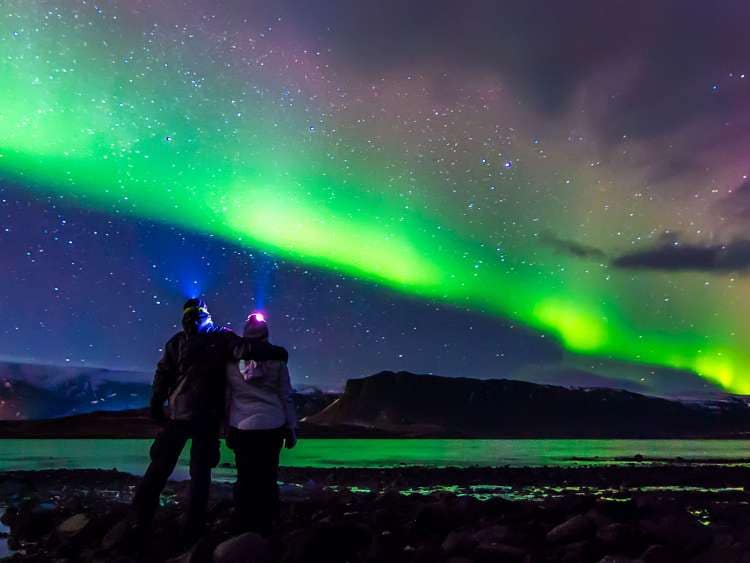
612, 234, 750, 273
716, 180, 750, 227
540, 233, 606, 259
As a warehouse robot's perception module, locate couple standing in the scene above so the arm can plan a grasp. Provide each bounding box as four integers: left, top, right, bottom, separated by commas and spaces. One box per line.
131, 298, 297, 542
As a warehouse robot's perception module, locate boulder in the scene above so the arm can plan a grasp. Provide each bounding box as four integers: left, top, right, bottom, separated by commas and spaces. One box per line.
365, 530, 402, 562
1, 507, 18, 528
689, 545, 743, 563
165, 537, 215, 563
57, 513, 90, 542
639, 513, 712, 554
0, 478, 33, 502
561, 539, 596, 563
472, 525, 511, 546
473, 543, 526, 563
7, 499, 58, 542
413, 502, 454, 537
101, 519, 133, 551
597, 522, 639, 551
442, 529, 478, 555
213, 533, 271, 563
546, 515, 595, 544
409, 545, 445, 563
282, 523, 371, 563
640, 544, 673, 563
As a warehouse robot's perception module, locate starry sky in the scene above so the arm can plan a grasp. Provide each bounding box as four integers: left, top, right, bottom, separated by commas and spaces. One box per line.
2, 0, 750, 395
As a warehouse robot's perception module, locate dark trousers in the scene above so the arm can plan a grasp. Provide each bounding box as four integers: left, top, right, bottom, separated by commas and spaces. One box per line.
226, 426, 284, 536
132, 416, 220, 533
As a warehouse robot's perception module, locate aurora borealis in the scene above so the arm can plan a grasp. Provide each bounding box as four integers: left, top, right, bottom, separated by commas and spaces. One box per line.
3, 1, 750, 394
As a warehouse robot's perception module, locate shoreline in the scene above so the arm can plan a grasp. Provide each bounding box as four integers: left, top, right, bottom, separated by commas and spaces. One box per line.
3, 465, 750, 562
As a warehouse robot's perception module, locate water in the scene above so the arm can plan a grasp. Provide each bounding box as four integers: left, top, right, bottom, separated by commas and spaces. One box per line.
2, 439, 747, 556
0, 513, 9, 559
0, 439, 749, 480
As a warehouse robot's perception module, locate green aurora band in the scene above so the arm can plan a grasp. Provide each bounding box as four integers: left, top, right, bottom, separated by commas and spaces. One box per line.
2, 3, 749, 392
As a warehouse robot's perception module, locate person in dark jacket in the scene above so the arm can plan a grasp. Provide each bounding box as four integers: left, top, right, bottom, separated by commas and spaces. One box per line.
131, 299, 288, 539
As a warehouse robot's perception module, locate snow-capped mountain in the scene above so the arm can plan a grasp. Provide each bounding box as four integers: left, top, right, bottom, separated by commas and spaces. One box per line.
0, 361, 151, 420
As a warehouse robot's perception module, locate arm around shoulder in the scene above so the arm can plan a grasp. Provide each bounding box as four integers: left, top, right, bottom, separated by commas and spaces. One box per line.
233, 338, 288, 362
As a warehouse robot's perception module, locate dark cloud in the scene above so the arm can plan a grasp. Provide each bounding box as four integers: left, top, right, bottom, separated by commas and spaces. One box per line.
612, 234, 750, 273
716, 180, 750, 226
208, 0, 750, 143
540, 233, 606, 260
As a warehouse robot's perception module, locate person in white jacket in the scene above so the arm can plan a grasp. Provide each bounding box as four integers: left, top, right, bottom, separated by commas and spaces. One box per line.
225, 312, 297, 536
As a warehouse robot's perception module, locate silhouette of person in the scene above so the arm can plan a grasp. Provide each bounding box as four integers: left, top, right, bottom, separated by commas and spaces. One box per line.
225, 312, 297, 536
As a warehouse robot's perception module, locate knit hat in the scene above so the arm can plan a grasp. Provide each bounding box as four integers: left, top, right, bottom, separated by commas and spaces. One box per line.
244, 312, 269, 341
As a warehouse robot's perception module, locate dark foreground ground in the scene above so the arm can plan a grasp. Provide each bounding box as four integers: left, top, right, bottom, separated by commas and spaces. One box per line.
3, 465, 750, 563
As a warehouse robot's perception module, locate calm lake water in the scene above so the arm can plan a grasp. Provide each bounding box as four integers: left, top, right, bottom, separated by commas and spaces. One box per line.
1, 439, 749, 480
1, 439, 748, 558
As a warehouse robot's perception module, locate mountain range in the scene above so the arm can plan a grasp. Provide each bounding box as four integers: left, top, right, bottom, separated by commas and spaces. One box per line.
305, 371, 750, 438
0, 361, 152, 420
2, 367, 750, 438
0, 360, 338, 423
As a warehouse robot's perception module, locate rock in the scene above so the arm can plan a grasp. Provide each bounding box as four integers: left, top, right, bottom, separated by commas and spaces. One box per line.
561, 539, 596, 563
442, 529, 477, 555
57, 513, 90, 541
689, 545, 743, 563
549, 494, 594, 517
101, 519, 133, 551
598, 556, 642, 563
7, 499, 58, 542
1, 507, 18, 527
710, 524, 736, 549
282, 524, 371, 563
0, 478, 33, 501
472, 524, 511, 545
366, 530, 402, 562
413, 502, 454, 537
640, 545, 673, 563
449, 496, 481, 521
409, 545, 445, 563
473, 543, 526, 563
166, 550, 195, 563
447, 558, 475, 563
586, 507, 616, 529
639, 513, 712, 554
213, 533, 271, 563
546, 514, 595, 544
165, 537, 214, 563
597, 522, 639, 551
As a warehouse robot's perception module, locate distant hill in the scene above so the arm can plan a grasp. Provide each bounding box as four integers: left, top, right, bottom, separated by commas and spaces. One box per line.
0, 408, 396, 438
0, 361, 340, 422
305, 371, 750, 438
4, 368, 750, 438
292, 387, 341, 419
0, 361, 151, 420
0, 408, 161, 438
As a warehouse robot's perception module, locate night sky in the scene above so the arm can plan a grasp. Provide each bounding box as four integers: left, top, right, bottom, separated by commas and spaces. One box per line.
2, 1, 750, 395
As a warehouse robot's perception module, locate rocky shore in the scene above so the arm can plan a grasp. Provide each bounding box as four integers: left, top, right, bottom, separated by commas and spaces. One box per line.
2, 466, 750, 562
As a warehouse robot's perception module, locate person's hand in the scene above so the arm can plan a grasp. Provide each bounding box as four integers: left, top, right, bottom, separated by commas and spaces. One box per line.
284, 428, 297, 450
149, 399, 167, 425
